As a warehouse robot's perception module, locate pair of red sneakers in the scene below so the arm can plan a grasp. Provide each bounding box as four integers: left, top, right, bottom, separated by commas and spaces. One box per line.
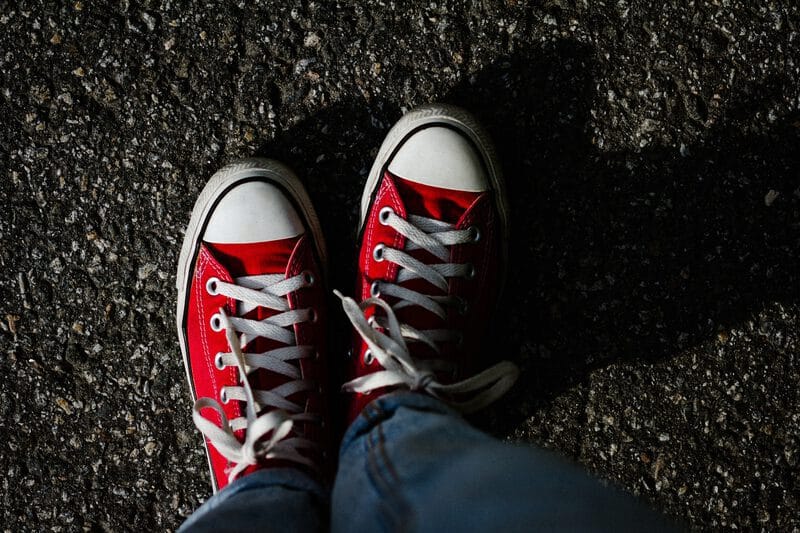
176, 105, 520, 491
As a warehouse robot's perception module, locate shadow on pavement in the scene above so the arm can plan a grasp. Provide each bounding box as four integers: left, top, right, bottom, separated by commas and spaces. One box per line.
448, 42, 799, 436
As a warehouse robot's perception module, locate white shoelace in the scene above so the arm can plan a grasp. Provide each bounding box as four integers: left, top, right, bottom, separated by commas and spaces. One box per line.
193, 273, 318, 482
339, 209, 519, 412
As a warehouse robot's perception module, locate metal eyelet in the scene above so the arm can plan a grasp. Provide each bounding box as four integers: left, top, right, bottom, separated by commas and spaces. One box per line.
314, 350, 320, 361
367, 315, 378, 327
302, 271, 315, 286
214, 352, 225, 370
206, 277, 220, 295
465, 264, 476, 280
468, 226, 481, 242
372, 243, 386, 262
457, 333, 465, 347
378, 206, 393, 225
220, 388, 229, 404
209, 313, 223, 332
363, 349, 374, 365
309, 308, 318, 323
458, 298, 469, 315
370, 280, 381, 297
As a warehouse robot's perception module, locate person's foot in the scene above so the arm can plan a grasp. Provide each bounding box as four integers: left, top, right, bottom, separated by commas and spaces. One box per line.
176, 158, 329, 492
338, 104, 519, 424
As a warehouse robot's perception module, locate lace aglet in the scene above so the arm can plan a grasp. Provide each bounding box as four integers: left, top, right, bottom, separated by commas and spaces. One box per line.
333, 289, 361, 311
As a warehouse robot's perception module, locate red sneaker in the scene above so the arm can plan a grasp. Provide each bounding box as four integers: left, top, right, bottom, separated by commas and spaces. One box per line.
176, 159, 329, 492
338, 104, 519, 425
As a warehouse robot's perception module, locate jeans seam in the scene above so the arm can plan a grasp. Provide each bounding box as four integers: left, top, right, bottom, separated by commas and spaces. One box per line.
365, 409, 414, 532
376, 423, 402, 488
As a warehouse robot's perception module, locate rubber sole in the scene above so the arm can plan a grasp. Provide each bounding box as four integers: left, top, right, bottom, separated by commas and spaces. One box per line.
174, 157, 327, 492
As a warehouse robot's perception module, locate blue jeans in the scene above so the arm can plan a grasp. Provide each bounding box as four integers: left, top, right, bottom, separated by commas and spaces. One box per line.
180, 392, 676, 532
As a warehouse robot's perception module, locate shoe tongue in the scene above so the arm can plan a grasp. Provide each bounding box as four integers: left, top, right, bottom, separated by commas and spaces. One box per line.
390, 172, 479, 224
388, 172, 482, 360
205, 237, 306, 426
205, 236, 301, 319
205, 236, 301, 277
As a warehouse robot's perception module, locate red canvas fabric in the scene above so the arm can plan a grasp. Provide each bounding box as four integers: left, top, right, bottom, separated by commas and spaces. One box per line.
347, 171, 502, 424
186, 235, 328, 489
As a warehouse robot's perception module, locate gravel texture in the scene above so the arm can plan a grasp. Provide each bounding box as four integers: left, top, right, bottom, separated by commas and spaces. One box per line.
1, 1, 799, 531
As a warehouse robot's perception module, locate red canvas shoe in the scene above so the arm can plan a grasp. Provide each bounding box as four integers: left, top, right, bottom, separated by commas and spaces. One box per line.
176, 159, 329, 492
338, 104, 519, 425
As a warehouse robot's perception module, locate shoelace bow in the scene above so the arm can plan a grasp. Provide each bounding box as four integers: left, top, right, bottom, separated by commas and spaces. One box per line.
339, 209, 519, 413
193, 273, 318, 482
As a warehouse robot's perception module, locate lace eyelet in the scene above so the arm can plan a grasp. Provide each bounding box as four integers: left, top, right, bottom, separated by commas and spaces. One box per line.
367, 315, 378, 327
372, 243, 386, 262
457, 333, 465, 347
363, 349, 374, 365
314, 350, 320, 361
458, 298, 469, 315
206, 277, 220, 295
468, 226, 481, 243
309, 308, 319, 323
209, 313, 223, 332
302, 271, 315, 286
378, 206, 393, 225
370, 280, 381, 297
465, 264, 476, 280
220, 388, 229, 404
214, 352, 225, 370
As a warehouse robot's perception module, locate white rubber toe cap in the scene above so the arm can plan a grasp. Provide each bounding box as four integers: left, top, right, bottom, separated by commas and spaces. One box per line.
204, 181, 305, 244
388, 126, 488, 192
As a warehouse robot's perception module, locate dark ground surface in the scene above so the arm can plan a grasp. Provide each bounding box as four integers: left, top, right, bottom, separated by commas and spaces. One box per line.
1, 1, 799, 531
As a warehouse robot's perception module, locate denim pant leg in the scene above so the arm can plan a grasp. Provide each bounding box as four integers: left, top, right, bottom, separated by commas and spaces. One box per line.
179, 468, 327, 533
331, 392, 678, 533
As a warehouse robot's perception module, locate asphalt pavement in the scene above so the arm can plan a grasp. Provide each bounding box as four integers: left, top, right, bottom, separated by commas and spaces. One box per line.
1, 1, 798, 530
